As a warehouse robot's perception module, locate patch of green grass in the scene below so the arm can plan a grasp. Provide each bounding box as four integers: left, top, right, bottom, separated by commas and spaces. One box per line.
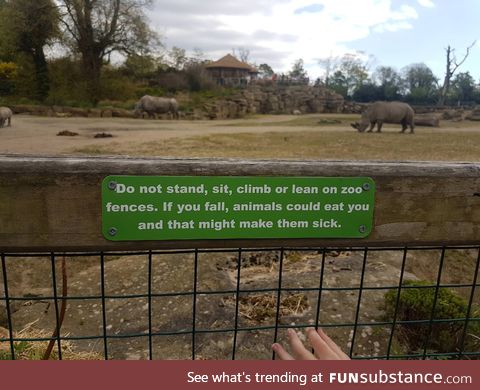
383, 280, 480, 358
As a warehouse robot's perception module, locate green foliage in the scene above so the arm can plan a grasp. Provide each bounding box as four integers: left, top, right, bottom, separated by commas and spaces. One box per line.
122, 54, 160, 82
0, 61, 17, 95
288, 59, 308, 81
384, 281, 480, 357
402, 63, 439, 104
352, 82, 383, 102
58, 0, 160, 104
46, 57, 90, 106
181, 89, 237, 112
451, 72, 476, 104
0, 0, 59, 101
100, 66, 138, 101
258, 63, 274, 78
10, 53, 37, 100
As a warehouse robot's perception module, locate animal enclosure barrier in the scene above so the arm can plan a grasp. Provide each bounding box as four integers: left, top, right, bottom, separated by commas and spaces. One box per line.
0, 156, 479, 360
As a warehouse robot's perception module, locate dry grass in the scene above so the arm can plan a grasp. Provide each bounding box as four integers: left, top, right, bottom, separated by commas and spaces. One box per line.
74, 129, 480, 161
220, 115, 358, 127
222, 293, 309, 324
0, 322, 102, 360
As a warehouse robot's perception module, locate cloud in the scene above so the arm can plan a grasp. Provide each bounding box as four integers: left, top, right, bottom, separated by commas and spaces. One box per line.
149, 0, 425, 77
294, 4, 325, 14
417, 0, 435, 8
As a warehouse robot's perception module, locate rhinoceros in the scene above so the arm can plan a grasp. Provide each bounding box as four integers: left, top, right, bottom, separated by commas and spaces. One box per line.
134, 95, 179, 119
351, 101, 415, 133
0, 107, 12, 128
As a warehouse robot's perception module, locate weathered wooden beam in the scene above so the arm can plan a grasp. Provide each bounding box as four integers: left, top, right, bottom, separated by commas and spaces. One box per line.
415, 114, 441, 127
0, 155, 479, 252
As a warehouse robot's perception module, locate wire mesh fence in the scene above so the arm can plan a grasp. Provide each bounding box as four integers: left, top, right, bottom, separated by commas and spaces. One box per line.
1, 245, 479, 360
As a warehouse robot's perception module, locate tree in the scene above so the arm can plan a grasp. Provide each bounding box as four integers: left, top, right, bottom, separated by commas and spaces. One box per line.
0, 0, 59, 100
403, 63, 438, 104
328, 70, 348, 97
168, 46, 187, 70
317, 54, 339, 87
438, 41, 476, 105
451, 71, 476, 105
373, 66, 403, 100
352, 82, 382, 102
58, 0, 159, 104
319, 53, 373, 98
288, 59, 308, 82
258, 63, 274, 78
232, 47, 250, 63
339, 54, 370, 97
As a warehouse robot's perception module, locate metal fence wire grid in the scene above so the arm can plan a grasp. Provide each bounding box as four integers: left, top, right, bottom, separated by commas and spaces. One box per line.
1, 246, 479, 360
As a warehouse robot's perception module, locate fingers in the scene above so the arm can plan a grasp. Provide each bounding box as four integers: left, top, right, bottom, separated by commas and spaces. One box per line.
287, 329, 317, 360
271, 343, 294, 360
273, 329, 316, 360
272, 327, 350, 361
316, 328, 350, 360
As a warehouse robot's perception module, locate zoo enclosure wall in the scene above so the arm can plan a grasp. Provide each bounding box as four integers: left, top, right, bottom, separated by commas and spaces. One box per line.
0, 156, 479, 360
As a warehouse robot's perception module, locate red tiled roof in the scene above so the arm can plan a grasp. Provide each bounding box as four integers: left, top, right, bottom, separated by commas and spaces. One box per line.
206, 54, 258, 72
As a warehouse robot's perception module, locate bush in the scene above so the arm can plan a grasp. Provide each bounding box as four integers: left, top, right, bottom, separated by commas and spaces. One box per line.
0, 62, 17, 95
384, 280, 480, 357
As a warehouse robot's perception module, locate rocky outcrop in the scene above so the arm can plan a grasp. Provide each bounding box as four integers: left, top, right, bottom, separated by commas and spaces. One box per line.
200, 84, 344, 119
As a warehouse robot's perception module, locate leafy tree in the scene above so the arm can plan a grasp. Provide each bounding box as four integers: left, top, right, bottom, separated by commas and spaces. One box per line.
168, 46, 187, 70
0, 62, 17, 95
122, 54, 159, 82
328, 70, 348, 97
288, 59, 308, 82
321, 53, 372, 98
352, 82, 382, 102
451, 71, 476, 105
339, 54, 370, 97
0, 0, 59, 100
58, 0, 159, 104
258, 63, 274, 78
403, 63, 439, 104
373, 66, 403, 100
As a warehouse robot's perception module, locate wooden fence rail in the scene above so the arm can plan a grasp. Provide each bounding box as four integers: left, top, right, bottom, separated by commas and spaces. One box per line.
0, 155, 479, 252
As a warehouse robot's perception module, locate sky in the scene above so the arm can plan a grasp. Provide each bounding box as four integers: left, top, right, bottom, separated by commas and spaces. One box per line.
149, 0, 480, 81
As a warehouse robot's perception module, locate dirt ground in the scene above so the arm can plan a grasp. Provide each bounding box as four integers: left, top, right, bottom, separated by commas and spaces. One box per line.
1, 114, 479, 161
1, 114, 479, 360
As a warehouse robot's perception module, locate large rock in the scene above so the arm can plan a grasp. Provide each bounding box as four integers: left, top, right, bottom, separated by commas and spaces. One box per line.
202, 84, 344, 119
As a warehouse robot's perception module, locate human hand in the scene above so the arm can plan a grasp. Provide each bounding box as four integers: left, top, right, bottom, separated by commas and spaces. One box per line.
272, 328, 350, 360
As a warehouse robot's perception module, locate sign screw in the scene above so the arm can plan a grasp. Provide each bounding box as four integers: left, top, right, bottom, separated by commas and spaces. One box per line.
359, 225, 367, 234
108, 227, 118, 236
108, 181, 117, 190
362, 182, 371, 191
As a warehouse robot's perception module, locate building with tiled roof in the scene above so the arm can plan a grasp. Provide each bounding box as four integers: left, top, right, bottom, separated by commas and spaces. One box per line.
205, 54, 258, 87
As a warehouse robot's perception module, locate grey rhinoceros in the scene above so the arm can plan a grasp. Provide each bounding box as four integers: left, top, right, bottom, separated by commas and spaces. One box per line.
134, 95, 179, 119
351, 101, 415, 133
0, 106, 13, 128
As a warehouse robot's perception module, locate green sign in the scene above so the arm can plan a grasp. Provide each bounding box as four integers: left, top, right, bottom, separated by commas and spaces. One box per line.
102, 176, 375, 241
